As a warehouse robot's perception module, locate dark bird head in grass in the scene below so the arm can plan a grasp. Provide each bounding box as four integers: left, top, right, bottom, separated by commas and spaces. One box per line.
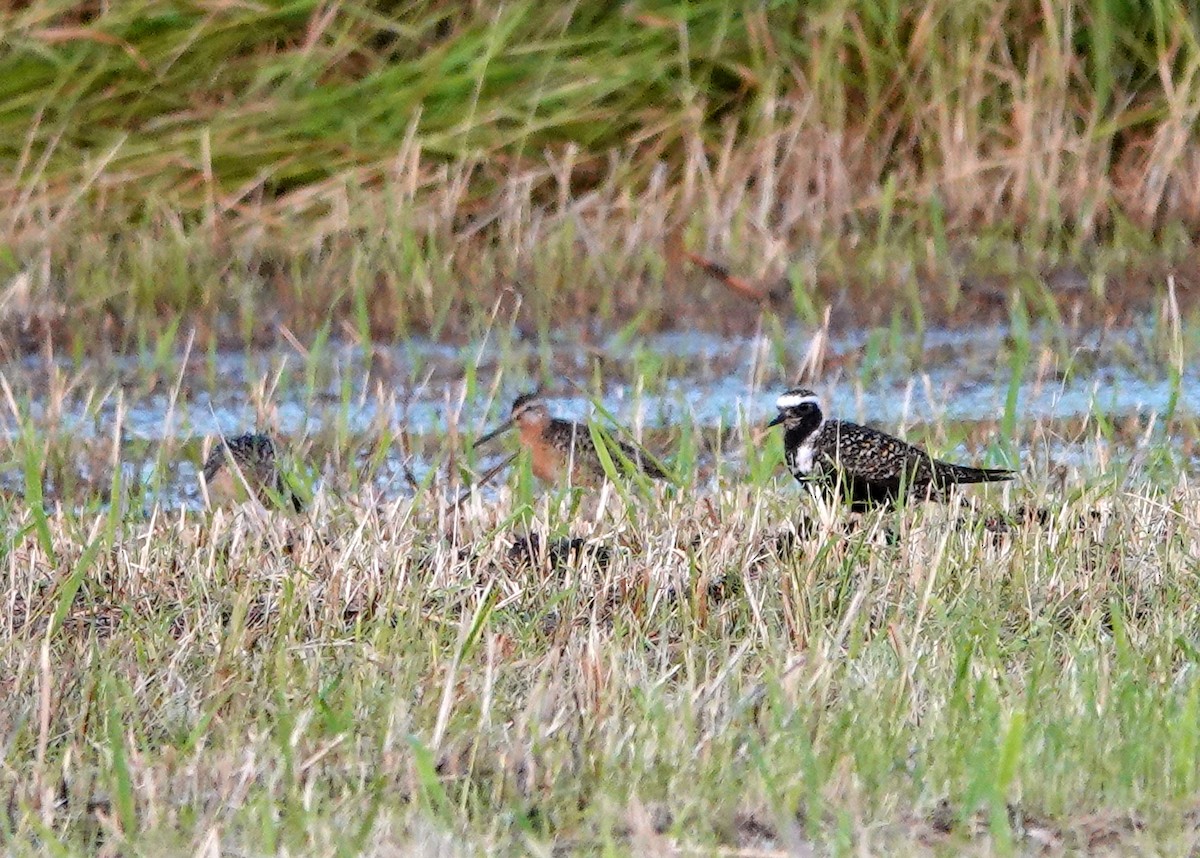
767, 388, 823, 440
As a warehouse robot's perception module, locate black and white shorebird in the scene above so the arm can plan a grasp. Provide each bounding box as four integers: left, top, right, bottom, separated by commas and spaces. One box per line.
201, 433, 304, 512
768, 388, 1014, 511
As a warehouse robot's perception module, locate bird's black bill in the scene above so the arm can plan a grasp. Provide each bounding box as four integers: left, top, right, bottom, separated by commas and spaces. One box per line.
451, 451, 521, 508
767, 412, 787, 428
473, 418, 514, 449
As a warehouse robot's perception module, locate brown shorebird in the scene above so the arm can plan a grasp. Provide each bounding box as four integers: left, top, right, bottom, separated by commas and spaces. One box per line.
474, 392, 667, 486
201, 433, 303, 512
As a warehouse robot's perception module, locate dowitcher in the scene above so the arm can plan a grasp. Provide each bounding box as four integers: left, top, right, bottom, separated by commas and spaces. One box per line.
474, 392, 667, 486
201, 433, 304, 512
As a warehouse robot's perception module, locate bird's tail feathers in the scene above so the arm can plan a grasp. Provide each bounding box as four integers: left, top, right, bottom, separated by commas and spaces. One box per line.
940, 463, 1015, 485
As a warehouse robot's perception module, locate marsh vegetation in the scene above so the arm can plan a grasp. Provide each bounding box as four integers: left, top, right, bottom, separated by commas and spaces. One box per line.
4, 1, 1200, 854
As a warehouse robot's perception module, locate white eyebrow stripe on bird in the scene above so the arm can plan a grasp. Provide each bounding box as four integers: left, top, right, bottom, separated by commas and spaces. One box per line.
776, 392, 820, 409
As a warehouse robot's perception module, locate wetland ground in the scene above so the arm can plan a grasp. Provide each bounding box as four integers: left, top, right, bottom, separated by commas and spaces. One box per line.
6, 1, 1200, 853
2, 300, 1200, 855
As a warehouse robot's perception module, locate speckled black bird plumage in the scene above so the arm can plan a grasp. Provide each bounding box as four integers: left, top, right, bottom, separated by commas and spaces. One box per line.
202, 433, 302, 512
769, 388, 1014, 511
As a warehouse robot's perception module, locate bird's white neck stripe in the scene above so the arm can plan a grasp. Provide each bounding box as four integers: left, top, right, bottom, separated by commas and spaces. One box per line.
793, 440, 817, 473
789, 419, 824, 474
776, 392, 820, 409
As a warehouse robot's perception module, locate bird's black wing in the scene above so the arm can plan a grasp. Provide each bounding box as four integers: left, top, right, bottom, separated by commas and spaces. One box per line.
816, 421, 936, 485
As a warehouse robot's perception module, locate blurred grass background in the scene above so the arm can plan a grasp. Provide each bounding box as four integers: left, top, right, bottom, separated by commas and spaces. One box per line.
2, 0, 1199, 348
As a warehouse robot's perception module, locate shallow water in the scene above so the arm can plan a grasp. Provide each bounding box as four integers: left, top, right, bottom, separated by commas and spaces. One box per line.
0, 320, 1193, 510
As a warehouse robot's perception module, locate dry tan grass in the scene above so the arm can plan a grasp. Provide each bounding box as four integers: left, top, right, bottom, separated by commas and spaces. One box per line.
2, 470, 1199, 853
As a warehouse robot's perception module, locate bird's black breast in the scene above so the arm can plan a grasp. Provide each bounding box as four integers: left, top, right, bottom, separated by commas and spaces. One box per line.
781, 421, 822, 475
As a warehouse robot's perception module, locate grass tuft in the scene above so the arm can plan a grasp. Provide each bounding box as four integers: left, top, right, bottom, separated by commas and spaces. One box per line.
1, 1, 1200, 347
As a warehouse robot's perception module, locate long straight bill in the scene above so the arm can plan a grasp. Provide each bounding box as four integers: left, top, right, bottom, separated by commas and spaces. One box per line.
451, 451, 520, 507
473, 418, 514, 449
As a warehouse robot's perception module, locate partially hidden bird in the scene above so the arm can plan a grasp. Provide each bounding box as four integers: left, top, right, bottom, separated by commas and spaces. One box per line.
201, 433, 304, 512
474, 391, 668, 486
